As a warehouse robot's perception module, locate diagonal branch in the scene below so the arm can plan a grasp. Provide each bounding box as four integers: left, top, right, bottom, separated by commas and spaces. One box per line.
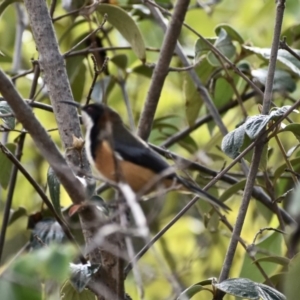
143, 0, 228, 137
137, 0, 190, 140
0, 71, 86, 203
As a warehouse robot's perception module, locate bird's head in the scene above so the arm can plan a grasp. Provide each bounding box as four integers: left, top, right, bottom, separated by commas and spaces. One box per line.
60, 101, 122, 131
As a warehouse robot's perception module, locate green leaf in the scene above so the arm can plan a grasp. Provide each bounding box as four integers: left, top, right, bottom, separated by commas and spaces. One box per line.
240, 134, 268, 171
221, 124, 246, 159
256, 283, 286, 300
183, 72, 203, 126
59, 19, 87, 44
0, 272, 42, 300
205, 211, 220, 232
273, 157, 300, 184
207, 28, 236, 66
0, 0, 21, 17
214, 278, 259, 299
244, 115, 270, 140
219, 179, 246, 202
213, 77, 235, 108
8, 206, 27, 225
269, 105, 298, 120
97, 4, 146, 62
251, 68, 296, 93
253, 255, 290, 267
0, 101, 15, 129
153, 114, 180, 132
110, 54, 128, 70
194, 37, 216, 63
183, 59, 214, 126
131, 64, 153, 78
281, 24, 300, 45
177, 284, 203, 299
215, 24, 244, 44
61, 281, 96, 300
239, 232, 284, 282
237, 60, 251, 73
243, 106, 296, 140
12, 244, 76, 282
177, 279, 212, 300
71, 63, 86, 101
0, 143, 16, 189
243, 46, 300, 76
0, 48, 12, 63
285, 254, 300, 300
279, 123, 300, 142
178, 135, 198, 154
47, 167, 61, 215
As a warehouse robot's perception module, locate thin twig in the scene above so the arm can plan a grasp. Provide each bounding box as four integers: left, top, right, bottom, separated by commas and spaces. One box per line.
63, 17, 107, 58
279, 37, 300, 61
145, 60, 200, 72
65, 46, 189, 58
28, 60, 40, 100
0, 133, 25, 264
86, 56, 109, 105
160, 91, 257, 148
52, 7, 81, 22
252, 227, 285, 245
11, 69, 34, 81
49, 0, 57, 18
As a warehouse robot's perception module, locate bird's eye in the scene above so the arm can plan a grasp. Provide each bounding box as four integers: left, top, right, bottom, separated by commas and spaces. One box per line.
85, 106, 93, 113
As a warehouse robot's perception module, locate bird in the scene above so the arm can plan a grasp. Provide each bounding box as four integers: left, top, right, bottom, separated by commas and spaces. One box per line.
61, 101, 230, 211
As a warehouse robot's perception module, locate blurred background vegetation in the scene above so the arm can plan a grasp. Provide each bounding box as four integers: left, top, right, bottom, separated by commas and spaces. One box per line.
1, 0, 300, 299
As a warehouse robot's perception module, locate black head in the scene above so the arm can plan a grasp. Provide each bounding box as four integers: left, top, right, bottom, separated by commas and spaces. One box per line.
60, 101, 122, 127
81, 103, 107, 124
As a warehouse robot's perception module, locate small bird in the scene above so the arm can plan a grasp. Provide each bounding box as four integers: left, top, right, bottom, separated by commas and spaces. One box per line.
62, 101, 230, 211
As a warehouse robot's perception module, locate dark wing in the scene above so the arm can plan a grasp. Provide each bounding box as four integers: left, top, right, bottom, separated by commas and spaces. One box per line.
112, 125, 173, 176
112, 124, 230, 211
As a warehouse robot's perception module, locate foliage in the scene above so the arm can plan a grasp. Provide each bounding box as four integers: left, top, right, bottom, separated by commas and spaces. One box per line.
0, 0, 300, 299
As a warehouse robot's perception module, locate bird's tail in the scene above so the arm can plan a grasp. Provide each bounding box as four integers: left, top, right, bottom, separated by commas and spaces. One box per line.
177, 176, 230, 212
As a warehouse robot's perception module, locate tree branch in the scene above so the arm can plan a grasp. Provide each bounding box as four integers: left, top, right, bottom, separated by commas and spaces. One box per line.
137, 0, 190, 140
19, 0, 124, 298
23, 0, 89, 172
217, 1, 286, 297
143, 0, 232, 137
